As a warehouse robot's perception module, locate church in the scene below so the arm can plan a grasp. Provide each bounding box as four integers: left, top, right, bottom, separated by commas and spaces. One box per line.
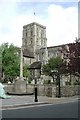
22, 22, 64, 65
22, 22, 77, 85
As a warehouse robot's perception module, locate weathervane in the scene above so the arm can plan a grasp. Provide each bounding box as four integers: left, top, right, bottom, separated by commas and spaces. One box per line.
33, 9, 36, 22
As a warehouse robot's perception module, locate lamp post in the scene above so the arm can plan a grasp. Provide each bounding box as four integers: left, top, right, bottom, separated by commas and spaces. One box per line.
51, 70, 61, 98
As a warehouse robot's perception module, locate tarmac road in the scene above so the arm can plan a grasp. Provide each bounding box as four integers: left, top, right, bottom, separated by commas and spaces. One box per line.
2, 100, 79, 118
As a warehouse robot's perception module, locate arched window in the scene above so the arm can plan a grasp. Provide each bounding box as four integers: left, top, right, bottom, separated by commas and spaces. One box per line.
31, 30, 33, 36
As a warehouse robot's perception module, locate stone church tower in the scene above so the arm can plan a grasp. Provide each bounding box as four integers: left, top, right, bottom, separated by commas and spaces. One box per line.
22, 22, 48, 65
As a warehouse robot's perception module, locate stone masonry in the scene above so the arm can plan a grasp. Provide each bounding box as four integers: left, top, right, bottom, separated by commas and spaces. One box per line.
4, 84, 80, 97
22, 22, 79, 85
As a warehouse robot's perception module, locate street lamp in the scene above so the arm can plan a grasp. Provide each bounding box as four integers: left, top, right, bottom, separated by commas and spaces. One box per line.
51, 69, 61, 98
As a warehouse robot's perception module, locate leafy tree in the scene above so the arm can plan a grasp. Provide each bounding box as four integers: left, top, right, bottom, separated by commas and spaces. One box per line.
2, 43, 20, 82
69, 41, 80, 76
61, 40, 80, 77
60, 39, 80, 84
0, 43, 9, 79
42, 57, 64, 82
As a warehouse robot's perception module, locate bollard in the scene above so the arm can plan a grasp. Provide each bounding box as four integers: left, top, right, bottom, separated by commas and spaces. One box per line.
34, 86, 38, 102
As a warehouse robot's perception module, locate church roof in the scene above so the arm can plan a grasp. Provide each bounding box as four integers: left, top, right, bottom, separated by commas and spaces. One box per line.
23, 49, 34, 58
29, 61, 42, 69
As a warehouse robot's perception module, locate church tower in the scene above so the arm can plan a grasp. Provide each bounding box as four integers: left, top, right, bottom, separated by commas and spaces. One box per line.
22, 22, 47, 64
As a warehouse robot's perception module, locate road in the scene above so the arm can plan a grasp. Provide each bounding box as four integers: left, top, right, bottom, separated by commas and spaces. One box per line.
2, 100, 79, 118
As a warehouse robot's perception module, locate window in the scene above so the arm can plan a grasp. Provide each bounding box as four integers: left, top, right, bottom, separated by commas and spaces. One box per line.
41, 30, 44, 37
26, 32, 27, 37
37, 31, 38, 36
36, 38, 38, 45
31, 31, 33, 36
41, 32, 42, 37
25, 39, 27, 45
41, 40, 43, 46
31, 38, 32, 44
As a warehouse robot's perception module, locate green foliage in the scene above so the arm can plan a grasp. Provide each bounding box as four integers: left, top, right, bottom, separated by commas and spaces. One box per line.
0, 43, 8, 65
48, 57, 63, 69
42, 64, 51, 76
2, 43, 20, 81
42, 57, 64, 77
23, 64, 30, 78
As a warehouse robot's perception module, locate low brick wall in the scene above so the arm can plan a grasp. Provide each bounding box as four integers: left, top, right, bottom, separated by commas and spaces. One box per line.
4, 84, 80, 97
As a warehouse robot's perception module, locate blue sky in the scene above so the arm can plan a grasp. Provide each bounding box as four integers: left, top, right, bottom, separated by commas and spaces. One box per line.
0, 0, 78, 47
14, 2, 78, 17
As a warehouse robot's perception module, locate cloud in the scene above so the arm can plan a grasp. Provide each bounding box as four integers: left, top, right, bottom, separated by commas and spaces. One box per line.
46, 4, 78, 46
0, 2, 18, 45
0, 2, 78, 47
4, 0, 78, 2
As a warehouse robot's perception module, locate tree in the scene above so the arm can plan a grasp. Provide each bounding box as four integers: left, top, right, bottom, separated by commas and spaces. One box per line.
61, 40, 80, 77
68, 41, 80, 83
2, 43, 20, 82
0, 43, 9, 79
61, 39, 80, 84
42, 57, 64, 82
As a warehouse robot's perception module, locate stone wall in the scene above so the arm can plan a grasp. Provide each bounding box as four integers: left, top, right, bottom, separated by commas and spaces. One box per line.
38, 85, 79, 97
4, 84, 80, 97
61, 85, 80, 97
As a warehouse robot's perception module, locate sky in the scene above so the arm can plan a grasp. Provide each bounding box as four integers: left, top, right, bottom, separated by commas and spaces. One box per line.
0, 0, 78, 47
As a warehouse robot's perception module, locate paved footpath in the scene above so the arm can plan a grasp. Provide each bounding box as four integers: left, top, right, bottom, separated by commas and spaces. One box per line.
0, 95, 79, 109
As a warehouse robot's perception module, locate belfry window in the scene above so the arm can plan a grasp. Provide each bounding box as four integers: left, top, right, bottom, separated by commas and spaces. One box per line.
37, 38, 38, 45
31, 38, 32, 44
26, 32, 27, 37
31, 31, 33, 36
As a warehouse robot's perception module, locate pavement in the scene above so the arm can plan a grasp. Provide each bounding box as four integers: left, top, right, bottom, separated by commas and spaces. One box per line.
0, 95, 79, 110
